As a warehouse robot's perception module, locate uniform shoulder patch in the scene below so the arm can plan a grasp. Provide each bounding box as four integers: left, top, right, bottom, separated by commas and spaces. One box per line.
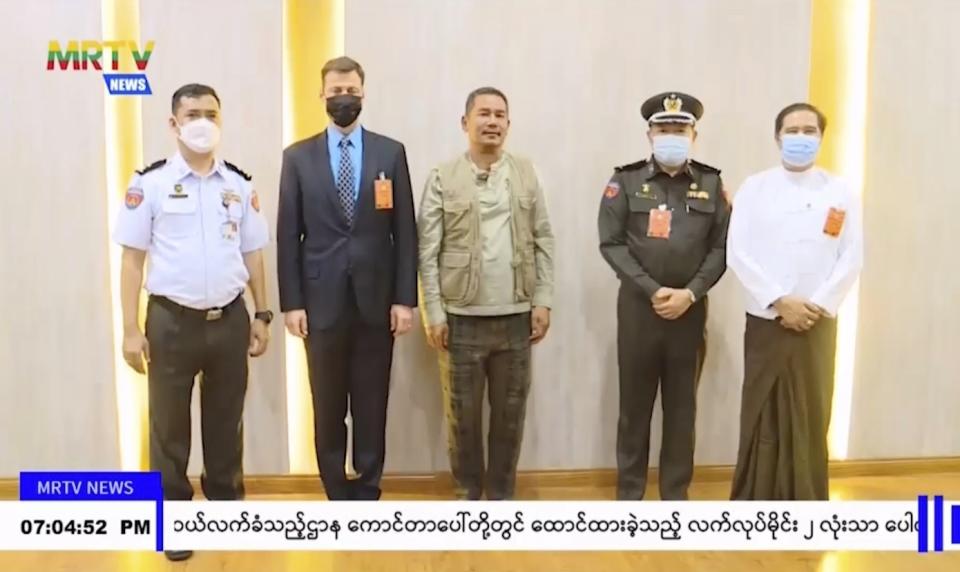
135, 159, 166, 176
124, 187, 144, 210
603, 181, 620, 199
250, 190, 261, 212
690, 159, 720, 174
224, 161, 252, 181
614, 159, 648, 173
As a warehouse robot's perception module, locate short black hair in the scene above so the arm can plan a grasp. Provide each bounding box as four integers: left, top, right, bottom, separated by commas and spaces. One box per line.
171, 83, 221, 114
775, 102, 827, 135
465, 87, 509, 115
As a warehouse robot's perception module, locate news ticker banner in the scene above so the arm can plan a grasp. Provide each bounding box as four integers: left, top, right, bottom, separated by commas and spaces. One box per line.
1, 472, 958, 552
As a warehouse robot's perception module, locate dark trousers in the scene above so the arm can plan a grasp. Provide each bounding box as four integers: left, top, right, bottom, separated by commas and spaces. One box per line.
616, 284, 706, 500
304, 285, 394, 501
145, 295, 249, 501
440, 312, 532, 500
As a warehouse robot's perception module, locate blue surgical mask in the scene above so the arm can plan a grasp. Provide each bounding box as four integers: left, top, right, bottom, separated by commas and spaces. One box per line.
652, 134, 692, 167
780, 134, 820, 167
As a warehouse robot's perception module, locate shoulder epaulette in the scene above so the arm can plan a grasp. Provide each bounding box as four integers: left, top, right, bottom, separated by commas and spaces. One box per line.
135, 159, 166, 176
690, 159, 721, 174
614, 159, 648, 173
224, 161, 252, 181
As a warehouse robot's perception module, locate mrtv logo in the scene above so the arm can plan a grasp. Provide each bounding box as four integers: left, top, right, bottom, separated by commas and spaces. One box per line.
47, 40, 154, 95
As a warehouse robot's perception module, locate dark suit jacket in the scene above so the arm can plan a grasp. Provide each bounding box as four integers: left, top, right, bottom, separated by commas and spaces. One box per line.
277, 128, 418, 330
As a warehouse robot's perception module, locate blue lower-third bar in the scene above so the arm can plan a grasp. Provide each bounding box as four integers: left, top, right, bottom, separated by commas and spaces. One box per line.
918, 495, 928, 553
20, 471, 163, 551
952, 505, 960, 545
934, 495, 944, 552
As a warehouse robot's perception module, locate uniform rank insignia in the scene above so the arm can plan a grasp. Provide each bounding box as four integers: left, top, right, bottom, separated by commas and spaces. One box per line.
687, 182, 709, 200
125, 188, 143, 209
604, 181, 620, 199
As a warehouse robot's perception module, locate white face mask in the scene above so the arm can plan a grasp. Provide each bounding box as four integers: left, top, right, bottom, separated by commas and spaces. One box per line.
177, 118, 220, 154
651, 134, 692, 167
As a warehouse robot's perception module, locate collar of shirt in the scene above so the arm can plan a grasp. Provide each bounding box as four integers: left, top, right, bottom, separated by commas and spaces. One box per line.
778, 164, 830, 189
649, 157, 695, 180
327, 124, 364, 153
467, 151, 508, 185
169, 152, 227, 182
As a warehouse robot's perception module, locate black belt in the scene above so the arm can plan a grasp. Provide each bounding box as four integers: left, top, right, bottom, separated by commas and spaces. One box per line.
150, 294, 243, 321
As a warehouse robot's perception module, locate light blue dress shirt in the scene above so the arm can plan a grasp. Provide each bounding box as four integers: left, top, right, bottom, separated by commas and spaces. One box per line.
112, 153, 270, 309
327, 125, 364, 202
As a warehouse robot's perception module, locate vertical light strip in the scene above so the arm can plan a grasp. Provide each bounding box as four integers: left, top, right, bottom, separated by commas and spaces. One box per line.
102, 0, 147, 470
282, 0, 344, 474
808, 0, 871, 460
818, 552, 841, 572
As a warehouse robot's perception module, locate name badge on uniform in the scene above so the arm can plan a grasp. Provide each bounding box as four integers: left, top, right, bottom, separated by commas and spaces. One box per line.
647, 204, 671, 239
374, 172, 393, 210
823, 207, 846, 237
168, 183, 187, 199
221, 220, 238, 241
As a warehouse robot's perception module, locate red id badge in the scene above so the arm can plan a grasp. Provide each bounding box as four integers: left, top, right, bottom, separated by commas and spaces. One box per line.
375, 178, 393, 210
823, 207, 846, 237
647, 207, 671, 239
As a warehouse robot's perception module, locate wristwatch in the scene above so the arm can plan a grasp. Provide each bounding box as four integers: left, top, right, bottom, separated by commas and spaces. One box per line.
254, 310, 274, 325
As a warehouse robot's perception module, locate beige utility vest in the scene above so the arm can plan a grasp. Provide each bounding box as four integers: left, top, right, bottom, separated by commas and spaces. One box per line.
436, 153, 539, 306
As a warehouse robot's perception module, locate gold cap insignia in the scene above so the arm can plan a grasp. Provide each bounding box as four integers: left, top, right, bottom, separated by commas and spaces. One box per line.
663, 94, 683, 113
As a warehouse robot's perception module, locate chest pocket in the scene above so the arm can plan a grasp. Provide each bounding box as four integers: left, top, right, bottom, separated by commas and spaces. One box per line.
678, 196, 716, 241
627, 194, 660, 235
517, 194, 535, 211
515, 192, 536, 247
627, 194, 660, 212
158, 193, 199, 238
685, 197, 715, 215
441, 198, 473, 244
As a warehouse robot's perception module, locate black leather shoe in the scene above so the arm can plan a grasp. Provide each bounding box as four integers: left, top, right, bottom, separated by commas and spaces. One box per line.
164, 550, 193, 562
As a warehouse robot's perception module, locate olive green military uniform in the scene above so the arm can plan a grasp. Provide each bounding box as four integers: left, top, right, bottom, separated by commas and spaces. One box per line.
599, 156, 729, 500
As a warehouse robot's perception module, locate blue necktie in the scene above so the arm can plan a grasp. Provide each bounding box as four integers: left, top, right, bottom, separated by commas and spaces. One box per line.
337, 138, 355, 224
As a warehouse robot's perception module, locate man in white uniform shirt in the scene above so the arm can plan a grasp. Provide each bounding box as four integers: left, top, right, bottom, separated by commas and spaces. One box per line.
727, 103, 863, 500
113, 84, 271, 561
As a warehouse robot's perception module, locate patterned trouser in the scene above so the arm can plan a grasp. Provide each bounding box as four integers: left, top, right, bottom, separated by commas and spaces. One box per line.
439, 312, 532, 500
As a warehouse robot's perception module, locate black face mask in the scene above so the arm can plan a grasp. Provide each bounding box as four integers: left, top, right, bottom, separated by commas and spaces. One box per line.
326, 94, 362, 128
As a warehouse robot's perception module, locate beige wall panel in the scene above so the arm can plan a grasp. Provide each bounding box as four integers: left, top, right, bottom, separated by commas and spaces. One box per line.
0, 0, 117, 475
